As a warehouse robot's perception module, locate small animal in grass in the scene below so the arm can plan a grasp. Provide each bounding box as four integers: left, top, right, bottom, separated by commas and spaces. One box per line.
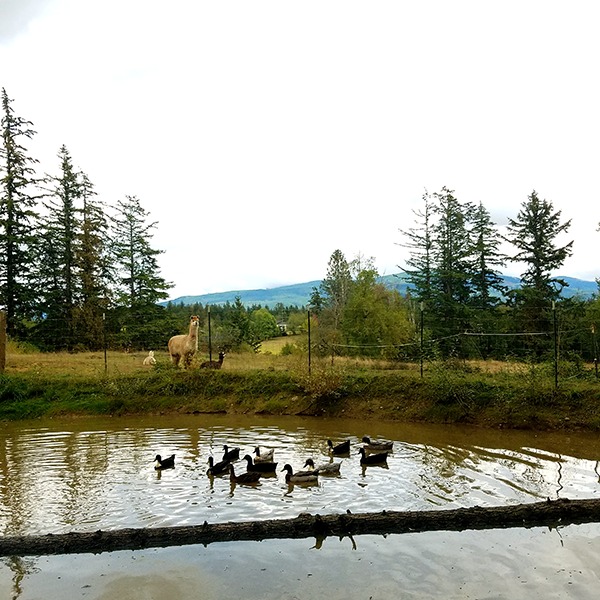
199, 351, 226, 369
207, 456, 230, 476
229, 463, 261, 485
142, 350, 156, 366
222, 444, 240, 462
154, 454, 175, 470
281, 463, 319, 484
253, 446, 275, 463
358, 447, 388, 465
303, 458, 342, 476
242, 454, 278, 474
327, 439, 351, 455
362, 436, 394, 452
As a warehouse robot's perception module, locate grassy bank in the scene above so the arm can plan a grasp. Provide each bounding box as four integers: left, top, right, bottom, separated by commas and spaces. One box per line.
2, 346, 600, 430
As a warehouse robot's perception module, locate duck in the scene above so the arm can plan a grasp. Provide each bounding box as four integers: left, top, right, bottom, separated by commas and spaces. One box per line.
358, 447, 388, 465
327, 439, 351, 455
253, 446, 275, 463
303, 458, 341, 476
229, 463, 261, 485
206, 455, 230, 476
222, 444, 240, 462
242, 454, 278, 474
154, 454, 175, 470
362, 436, 394, 452
281, 463, 319, 484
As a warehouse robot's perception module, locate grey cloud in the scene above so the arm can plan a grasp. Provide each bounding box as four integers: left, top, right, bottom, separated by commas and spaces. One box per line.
0, 0, 56, 43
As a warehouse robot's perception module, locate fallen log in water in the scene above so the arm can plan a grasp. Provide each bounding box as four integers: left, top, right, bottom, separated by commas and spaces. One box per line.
1, 497, 599, 557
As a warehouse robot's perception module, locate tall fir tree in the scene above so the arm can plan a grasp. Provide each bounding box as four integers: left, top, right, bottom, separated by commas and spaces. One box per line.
505, 190, 573, 302
398, 190, 435, 305
33, 145, 82, 349
73, 173, 113, 349
110, 195, 171, 309
0, 88, 40, 337
505, 190, 573, 356
320, 249, 352, 329
107, 195, 171, 350
469, 201, 506, 310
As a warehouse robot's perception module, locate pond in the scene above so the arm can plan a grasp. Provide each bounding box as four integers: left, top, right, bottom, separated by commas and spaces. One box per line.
1, 414, 600, 599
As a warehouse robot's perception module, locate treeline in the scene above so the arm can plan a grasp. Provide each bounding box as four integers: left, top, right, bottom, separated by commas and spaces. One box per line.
308, 187, 600, 365
0, 88, 174, 350
2, 88, 600, 363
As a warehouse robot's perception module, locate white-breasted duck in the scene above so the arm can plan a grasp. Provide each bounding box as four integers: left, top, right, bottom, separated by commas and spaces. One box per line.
253, 446, 275, 463
303, 458, 341, 476
327, 439, 351, 455
154, 454, 175, 470
358, 447, 388, 465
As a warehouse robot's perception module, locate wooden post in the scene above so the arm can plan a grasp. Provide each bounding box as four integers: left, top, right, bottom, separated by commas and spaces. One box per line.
0, 310, 5, 373
208, 306, 212, 361
307, 309, 311, 376
102, 312, 107, 375
553, 301, 558, 389
419, 301, 424, 379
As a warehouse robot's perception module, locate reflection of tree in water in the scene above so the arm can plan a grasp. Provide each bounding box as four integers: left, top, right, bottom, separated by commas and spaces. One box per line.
2, 555, 38, 600
414, 444, 561, 504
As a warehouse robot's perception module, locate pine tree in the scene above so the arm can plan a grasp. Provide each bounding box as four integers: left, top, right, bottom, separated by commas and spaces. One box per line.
469, 201, 507, 310
505, 190, 573, 302
505, 190, 573, 357
320, 249, 352, 329
0, 89, 40, 337
73, 173, 113, 349
398, 190, 435, 304
33, 145, 82, 349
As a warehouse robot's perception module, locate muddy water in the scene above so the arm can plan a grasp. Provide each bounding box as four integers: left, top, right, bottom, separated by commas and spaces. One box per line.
1, 414, 600, 599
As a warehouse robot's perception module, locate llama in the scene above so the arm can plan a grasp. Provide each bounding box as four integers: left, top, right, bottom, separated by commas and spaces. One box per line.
168, 315, 200, 368
200, 351, 225, 369
143, 350, 156, 366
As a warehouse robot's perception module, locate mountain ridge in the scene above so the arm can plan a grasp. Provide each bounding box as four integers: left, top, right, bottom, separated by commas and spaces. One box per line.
165, 274, 598, 308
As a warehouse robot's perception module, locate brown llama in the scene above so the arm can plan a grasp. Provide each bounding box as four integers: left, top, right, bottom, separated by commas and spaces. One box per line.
168, 315, 200, 368
200, 351, 225, 369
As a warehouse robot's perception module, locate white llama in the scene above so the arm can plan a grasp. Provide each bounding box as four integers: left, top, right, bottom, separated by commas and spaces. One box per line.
143, 350, 156, 366
168, 315, 200, 368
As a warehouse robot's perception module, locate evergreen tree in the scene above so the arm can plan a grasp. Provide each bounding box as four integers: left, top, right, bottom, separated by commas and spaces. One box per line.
320, 249, 352, 328
505, 190, 573, 302
73, 173, 113, 349
0, 89, 40, 337
398, 190, 435, 304
469, 201, 507, 310
110, 194, 171, 309
505, 190, 573, 357
33, 145, 82, 349
431, 186, 474, 307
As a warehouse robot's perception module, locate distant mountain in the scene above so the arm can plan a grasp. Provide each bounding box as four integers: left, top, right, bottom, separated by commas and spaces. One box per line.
165, 274, 597, 308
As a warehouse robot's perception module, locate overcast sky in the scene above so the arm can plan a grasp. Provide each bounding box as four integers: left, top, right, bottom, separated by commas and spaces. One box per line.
1, 0, 599, 300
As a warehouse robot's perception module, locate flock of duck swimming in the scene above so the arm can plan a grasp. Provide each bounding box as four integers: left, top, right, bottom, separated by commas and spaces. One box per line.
153, 436, 394, 486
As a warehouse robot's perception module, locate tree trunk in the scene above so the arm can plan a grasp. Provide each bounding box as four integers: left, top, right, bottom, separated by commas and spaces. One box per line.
0, 498, 596, 557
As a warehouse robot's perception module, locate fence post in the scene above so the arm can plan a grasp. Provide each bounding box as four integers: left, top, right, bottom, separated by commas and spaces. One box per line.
307, 309, 311, 376
552, 301, 558, 389
0, 311, 5, 373
208, 306, 212, 361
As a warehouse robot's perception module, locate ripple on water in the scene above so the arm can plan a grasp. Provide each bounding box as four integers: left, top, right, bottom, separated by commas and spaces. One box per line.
1, 417, 600, 536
